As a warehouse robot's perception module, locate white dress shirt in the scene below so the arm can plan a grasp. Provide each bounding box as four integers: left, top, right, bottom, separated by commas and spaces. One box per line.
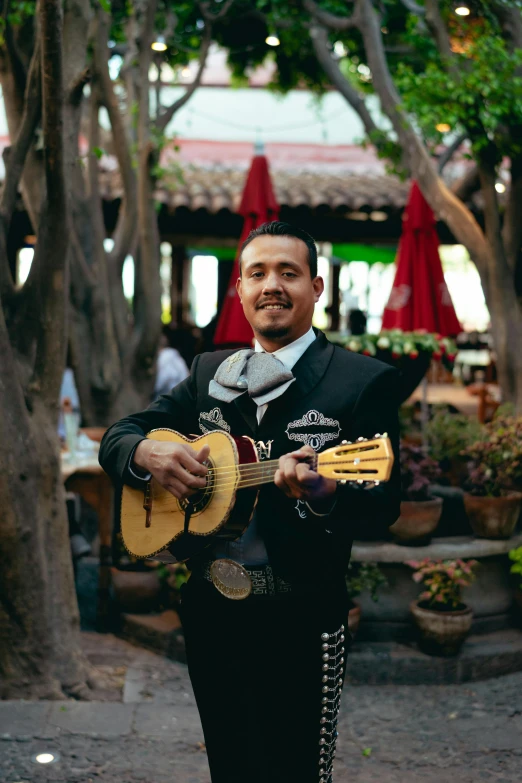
253, 326, 316, 423
215, 326, 317, 565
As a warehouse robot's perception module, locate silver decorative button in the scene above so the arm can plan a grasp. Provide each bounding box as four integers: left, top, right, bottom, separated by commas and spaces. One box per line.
322, 653, 329, 661
321, 633, 329, 641
237, 375, 248, 389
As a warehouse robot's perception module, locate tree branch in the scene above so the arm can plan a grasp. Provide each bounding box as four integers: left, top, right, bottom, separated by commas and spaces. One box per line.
424, 0, 458, 72
157, 25, 212, 132
494, 4, 522, 52
451, 165, 481, 203
0, 36, 41, 302
502, 155, 522, 274
438, 132, 467, 173
92, 8, 137, 273
199, 0, 236, 21
309, 25, 380, 139
33, 0, 68, 399
400, 0, 425, 14
355, 0, 490, 276
68, 66, 90, 106
304, 0, 359, 30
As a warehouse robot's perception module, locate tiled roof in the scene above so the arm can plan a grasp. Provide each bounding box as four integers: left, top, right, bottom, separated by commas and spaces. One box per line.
98, 163, 410, 215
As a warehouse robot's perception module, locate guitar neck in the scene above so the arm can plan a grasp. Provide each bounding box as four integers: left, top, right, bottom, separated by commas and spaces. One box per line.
237, 460, 281, 490
237, 455, 326, 490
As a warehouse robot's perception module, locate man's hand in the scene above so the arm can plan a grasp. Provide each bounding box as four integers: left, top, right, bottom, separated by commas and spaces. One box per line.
133, 439, 209, 500
274, 445, 336, 503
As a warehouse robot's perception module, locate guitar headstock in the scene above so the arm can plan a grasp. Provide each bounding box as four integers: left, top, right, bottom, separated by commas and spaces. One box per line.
317, 435, 394, 485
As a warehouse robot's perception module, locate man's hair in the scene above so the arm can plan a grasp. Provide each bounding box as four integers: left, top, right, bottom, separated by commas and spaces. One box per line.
240, 221, 318, 279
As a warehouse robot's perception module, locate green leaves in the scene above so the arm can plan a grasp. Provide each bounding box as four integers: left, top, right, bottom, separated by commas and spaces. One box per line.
99, 0, 111, 12
407, 558, 479, 609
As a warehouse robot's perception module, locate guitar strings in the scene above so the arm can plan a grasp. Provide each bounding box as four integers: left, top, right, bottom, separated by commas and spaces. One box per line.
181, 473, 378, 497
198, 455, 384, 480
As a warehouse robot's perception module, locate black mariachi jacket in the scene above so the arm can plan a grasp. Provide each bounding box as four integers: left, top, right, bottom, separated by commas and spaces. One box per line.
99, 332, 401, 585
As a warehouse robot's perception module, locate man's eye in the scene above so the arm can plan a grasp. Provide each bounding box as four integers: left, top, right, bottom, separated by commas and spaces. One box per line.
283, 272, 297, 277
251, 272, 264, 278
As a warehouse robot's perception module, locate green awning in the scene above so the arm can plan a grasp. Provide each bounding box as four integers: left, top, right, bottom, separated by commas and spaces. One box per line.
331, 243, 397, 265
188, 247, 237, 261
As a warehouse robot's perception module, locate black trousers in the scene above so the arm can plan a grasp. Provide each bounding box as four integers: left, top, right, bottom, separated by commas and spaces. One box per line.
179, 576, 350, 783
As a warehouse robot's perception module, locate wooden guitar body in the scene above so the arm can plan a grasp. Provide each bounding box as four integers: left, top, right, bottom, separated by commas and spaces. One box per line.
120, 430, 394, 562
120, 429, 259, 562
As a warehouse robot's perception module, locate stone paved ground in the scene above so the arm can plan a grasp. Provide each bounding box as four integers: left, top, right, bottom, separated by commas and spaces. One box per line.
1, 632, 522, 782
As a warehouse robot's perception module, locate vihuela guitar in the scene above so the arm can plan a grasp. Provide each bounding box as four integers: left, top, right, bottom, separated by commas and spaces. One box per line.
120, 429, 394, 562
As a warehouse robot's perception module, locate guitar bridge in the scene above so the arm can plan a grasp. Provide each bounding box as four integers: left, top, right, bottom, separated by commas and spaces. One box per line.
143, 482, 152, 528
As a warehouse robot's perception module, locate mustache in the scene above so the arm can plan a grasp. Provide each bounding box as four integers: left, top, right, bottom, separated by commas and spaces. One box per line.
255, 297, 292, 310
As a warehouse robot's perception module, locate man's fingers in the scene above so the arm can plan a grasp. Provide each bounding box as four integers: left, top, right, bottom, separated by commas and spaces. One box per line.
296, 462, 316, 485
172, 463, 207, 490
165, 477, 190, 499
178, 445, 209, 476
195, 444, 211, 463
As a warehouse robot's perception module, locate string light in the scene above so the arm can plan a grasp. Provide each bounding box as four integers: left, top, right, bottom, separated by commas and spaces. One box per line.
455, 5, 471, 16
436, 123, 451, 132
151, 35, 167, 52
495, 182, 506, 193
265, 34, 280, 46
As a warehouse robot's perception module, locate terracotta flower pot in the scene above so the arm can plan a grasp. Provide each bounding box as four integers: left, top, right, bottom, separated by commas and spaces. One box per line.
111, 567, 161, 614
389, 498, 443, 546
463, 492, 522, 539
347, 600, 361, 638
410, 600, 473, 657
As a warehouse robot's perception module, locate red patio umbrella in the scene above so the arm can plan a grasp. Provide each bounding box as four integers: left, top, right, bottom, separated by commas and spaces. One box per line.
381, 181, 461, 337
213, 154, 279, 347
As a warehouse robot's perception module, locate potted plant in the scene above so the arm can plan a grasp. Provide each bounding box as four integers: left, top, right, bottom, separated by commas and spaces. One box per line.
426, 407, 484, 486
329, 329, 457, 404
157, 562, 190, 610
345, 561, 387, 637
389, 444, 443, 545
408, 558, 479, 656
508, 546, 522, 616
462, 414, 522, 539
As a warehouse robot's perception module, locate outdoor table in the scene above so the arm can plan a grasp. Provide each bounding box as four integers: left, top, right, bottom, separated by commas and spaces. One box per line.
61, 443, 113, 630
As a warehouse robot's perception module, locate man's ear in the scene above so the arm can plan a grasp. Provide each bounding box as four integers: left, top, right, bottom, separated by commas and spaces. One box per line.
312, 276, 324, 303
236, 276, 243, 303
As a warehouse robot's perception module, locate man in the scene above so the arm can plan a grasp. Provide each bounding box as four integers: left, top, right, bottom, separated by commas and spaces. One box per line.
99, 221, 401, 783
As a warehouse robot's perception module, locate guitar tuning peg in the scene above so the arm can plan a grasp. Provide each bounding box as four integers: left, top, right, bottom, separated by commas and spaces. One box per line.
340, 480, 347, 485
383, 432, 388, 438
374, 433, 381, 438
357, 437, 364, 442
375, 481, 380, 486
357, 479, 364, 485
341, 440, 347, 444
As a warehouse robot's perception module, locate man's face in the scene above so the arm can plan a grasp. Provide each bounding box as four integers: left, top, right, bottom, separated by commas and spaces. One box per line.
237, 235, 324, 349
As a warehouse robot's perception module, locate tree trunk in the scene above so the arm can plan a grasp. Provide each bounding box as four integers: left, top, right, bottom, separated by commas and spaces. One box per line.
0, 0, 91, 699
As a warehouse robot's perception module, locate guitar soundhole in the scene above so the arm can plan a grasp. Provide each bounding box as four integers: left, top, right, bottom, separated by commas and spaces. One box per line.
178, 458, 215, 515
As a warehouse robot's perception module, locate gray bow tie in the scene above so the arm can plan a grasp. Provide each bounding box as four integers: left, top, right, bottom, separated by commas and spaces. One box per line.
209, 350, 295, 406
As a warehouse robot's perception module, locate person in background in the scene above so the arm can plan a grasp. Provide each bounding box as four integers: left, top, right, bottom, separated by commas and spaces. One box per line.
348, 308, 367, 336
59, 362, 91, 561
154, 326, 190, 400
